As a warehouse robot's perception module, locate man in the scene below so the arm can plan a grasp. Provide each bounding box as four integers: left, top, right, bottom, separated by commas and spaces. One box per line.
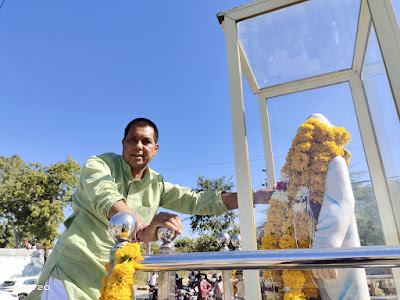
213, 275, 223, 300
149, 272, 158, 290
189, 271, 196, 285
195, 275, 212, 300
28, 118, 274, 300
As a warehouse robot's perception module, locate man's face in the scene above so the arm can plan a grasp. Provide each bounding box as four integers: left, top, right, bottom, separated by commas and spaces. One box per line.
122, 125, 159, 174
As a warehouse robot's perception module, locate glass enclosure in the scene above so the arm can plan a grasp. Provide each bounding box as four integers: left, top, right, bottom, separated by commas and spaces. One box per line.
361, 26, 400, 232
266, 83, 385, 247
218, 0, 400, 298
393, 0, 400, 28
237, 0, 361, 88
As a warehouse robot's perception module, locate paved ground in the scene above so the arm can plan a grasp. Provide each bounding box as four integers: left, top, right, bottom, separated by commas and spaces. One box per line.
134, 287, 151, 300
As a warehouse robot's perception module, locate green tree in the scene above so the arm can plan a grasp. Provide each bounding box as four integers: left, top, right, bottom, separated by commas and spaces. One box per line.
0, 155, 81, 249
187, 175, 239, 252
0, 220, 15, 248
174, 237, 197, 254
351, 170, 385, 246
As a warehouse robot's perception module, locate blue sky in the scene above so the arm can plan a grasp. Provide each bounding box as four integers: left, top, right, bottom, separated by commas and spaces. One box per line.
1, 0, 399, 238
0, 0, 268, 236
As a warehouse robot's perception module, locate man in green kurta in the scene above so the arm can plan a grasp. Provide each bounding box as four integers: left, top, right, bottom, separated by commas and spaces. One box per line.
28, 118, 273, 300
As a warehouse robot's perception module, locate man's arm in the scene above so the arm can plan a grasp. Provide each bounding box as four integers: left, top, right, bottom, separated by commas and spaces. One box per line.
207, 281, 212, 292
108, 199, 142, 221
221, 186, 275, 209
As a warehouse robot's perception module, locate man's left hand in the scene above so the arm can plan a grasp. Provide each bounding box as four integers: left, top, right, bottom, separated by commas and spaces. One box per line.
141, 212, 183, 243
253, 185, 275, 205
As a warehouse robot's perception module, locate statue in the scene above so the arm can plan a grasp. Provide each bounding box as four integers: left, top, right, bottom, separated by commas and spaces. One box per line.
261, 113, 369, 300
310, 114, 369, 300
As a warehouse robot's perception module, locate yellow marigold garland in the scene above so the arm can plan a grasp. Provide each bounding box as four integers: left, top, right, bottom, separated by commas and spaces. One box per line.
284, 290, 306, 300
261, 118, 351, 300
232, 270, 238, 296
99, 242, 144, 300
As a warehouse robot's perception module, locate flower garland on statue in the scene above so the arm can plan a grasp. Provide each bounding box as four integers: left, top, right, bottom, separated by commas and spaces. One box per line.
261, 118, 351, 300
99, 241, 144, 300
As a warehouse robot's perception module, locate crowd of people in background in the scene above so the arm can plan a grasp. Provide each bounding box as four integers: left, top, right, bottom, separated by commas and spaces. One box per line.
149, 271, 224, 299
148, 271, 398, 299
185, 271, 222, 300
368, 278, 396, 297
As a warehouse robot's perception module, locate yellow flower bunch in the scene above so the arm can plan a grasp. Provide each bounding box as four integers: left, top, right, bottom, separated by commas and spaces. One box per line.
262, 118, 351, 300
99, 242, 144, 300
232, 270, 238, 295
283, 290, 306, 300
283, 270, 306, 290
302, 270, 319, 299
120, 232, 129, 238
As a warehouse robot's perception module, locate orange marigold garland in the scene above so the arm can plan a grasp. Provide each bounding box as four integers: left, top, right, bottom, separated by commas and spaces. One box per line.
99, 242, 144, 300
261, 118, 351, 300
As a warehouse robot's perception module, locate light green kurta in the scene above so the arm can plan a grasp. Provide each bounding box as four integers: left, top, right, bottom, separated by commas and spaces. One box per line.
28, 153, 228, 300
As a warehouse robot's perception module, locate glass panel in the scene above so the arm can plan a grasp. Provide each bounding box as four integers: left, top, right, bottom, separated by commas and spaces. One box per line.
259, 83, 389, 298
392, 0, 400, 28
361, 26, 400, 233
237, 0, 361, 88
264, 82, 384, 246
259, 268, 398, 298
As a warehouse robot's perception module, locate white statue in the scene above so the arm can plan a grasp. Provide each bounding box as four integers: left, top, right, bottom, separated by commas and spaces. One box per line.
310, 113, 370, 300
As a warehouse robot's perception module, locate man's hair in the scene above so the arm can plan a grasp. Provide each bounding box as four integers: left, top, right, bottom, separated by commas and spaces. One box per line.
124, 118, 159, 143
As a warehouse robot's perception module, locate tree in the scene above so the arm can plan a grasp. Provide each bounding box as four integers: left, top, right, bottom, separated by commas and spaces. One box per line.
186, 175, 239, 252
0, 220, 15, 248
0, 155, 81, 249
174, 237, 197, 254
351, 170, 385, 246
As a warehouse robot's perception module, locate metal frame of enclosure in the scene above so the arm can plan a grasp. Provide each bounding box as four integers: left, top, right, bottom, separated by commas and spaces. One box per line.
216, 0, 400, 299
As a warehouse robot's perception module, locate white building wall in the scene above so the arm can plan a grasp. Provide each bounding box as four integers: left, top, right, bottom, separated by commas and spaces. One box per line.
0, 249, 48, 283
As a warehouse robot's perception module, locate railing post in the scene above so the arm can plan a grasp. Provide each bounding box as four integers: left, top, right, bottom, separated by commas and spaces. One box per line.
157, 227, 177, 300
232, 234, 245, 300
107, 212, 138, 299
217, 232, 234, 300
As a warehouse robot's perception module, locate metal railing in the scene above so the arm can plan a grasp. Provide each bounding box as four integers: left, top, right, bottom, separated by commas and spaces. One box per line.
139, 246, 400, 271
107, 213, 400, 299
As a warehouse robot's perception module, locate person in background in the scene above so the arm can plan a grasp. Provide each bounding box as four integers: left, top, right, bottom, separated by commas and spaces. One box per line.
176, 273, 183, 289
213, 275, 223, 300
211, 273, 217, 284
194, 275, 212, 300
149, 272, 158, 290
189, 271, 196, 286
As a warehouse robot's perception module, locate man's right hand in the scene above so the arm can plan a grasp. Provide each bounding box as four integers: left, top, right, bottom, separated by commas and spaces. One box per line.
141, 212, 183, 242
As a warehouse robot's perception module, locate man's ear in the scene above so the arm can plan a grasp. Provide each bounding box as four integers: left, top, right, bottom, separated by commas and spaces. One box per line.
122, 138, 125, 145
154, 144, 159, 155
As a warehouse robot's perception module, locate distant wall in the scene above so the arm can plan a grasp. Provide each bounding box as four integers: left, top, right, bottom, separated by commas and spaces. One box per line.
0, 249, 49, 283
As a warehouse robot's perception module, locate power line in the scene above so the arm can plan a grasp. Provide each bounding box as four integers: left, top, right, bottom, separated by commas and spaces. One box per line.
157, 158, 265, 171
158, 141, 400, 171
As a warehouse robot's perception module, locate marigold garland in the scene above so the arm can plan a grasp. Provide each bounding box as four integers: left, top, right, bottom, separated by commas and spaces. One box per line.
261, 118, 351, 300
99, 242, 144, 300
283, 290, 306, 300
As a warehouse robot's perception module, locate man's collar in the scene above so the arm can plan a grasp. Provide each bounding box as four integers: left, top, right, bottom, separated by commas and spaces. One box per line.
122, 158, 134, 180
137, 167, 150, 180
121, 158, 151, 181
